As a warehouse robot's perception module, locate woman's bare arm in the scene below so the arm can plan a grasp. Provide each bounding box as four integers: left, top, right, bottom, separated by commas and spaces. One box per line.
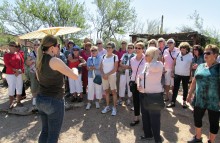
49, 57, 78, 80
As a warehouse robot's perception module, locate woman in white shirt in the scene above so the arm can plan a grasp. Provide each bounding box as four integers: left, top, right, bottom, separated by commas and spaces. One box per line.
137, 47, 164, 143
118, 43, 135, 105
100, 42, 119, 116
167, 42, 193, 108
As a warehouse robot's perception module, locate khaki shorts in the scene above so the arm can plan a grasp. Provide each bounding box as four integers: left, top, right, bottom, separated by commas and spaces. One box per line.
102, 74, 117, 90
164, 69, 174, 86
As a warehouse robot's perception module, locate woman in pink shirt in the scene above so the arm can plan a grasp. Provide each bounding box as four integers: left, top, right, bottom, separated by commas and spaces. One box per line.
129, 42, 146, 126
4, 42, 24, 108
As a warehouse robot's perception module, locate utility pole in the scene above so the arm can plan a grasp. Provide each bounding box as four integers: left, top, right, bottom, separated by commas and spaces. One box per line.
160, 15, 164, 34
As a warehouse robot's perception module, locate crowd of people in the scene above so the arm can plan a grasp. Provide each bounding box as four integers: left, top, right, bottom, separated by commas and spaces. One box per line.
2, 35, 220, 143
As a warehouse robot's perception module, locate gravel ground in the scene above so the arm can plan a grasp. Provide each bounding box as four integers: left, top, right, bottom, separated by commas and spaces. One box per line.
0, 85, 219, 143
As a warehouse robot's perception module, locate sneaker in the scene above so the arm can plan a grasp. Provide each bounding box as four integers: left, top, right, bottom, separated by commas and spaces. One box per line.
166, 102, 175, 108
101, 106, 111, 114
126, 99, 131, 106
95, 102, 100, 109
86, 103, 91, 110
111, 107, 117, 116
130, 106, 134, 111
117, 99, 123, 105
187, 136, 202, 143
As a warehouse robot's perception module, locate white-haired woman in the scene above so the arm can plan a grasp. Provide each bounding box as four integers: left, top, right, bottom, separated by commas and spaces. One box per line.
137, 47, 164, 143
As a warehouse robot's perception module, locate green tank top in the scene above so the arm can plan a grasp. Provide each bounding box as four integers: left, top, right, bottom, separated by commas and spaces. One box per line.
38, 54, 64, 99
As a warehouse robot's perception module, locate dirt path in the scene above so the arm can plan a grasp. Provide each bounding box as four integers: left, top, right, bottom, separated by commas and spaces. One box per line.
0, 85, 219, 143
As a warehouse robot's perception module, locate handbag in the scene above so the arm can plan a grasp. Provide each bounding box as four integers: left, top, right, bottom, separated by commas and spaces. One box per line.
93, 74, 102, 85
142, 65, 165, 110
92, 58, 102, 85
142, 92, 165, 110
129, 81, 136, 92
129, 58, 144, 92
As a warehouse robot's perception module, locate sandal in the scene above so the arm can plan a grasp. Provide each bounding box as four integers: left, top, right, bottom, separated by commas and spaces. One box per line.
182, 102, 188, 109
16, 102, 24, 107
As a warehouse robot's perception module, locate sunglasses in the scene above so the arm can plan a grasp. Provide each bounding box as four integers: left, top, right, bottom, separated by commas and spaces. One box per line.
97, 43, 102, 45
135, 47, 142, 50
34, 44, 40, 46
204, 51, 213, 55
193, 48, 198, 51
128, 47, 134, 49
73, 49, 79, 51
106, 46, 112, 49
91, 50, 97, 52
167, 42, 173, 44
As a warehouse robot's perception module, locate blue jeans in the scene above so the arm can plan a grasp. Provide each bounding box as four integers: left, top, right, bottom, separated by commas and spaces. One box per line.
36, 94, 64, 143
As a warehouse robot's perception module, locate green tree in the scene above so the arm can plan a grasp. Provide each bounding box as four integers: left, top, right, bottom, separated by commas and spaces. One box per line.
89, 0, 136, 42
0, 0, 44, 35
0, 0, 87, 44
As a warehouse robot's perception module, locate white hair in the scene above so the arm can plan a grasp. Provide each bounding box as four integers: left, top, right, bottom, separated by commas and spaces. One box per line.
145, 47, 160, 62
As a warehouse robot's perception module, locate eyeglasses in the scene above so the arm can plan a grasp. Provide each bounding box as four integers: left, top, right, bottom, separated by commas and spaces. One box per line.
128, 47, 134, 49
135, 47, 142, 50
97, 43, 102, 45
91, 50, 97, 52
106, 46, 112, 49
204, 51, 212, 55
181, 56, 183, 61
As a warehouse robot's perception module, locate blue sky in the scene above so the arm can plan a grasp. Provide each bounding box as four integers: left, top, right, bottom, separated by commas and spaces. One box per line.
83, 0, 220, 33
1, 0, 219, 36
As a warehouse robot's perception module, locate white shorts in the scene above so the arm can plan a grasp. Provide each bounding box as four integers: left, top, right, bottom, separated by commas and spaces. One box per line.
5, 74, 23, 96
102, 74, 117, 90
164, 69, 174, 86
